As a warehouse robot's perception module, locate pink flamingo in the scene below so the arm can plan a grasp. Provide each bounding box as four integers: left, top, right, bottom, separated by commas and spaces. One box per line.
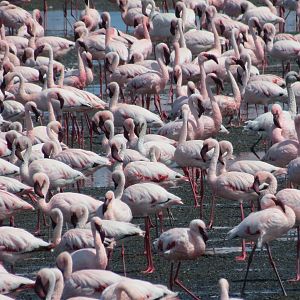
126, 42, 169, 119
80, 0, 100, 32
32, 172, 103, 232
0, 271, 34, 295
155, 219, 208, 299
0, 189, 34, 226
0, 176, 33, 196
122, 181, 183, 273
227, 193, 295, 296
108, 82, 163, 128
0, 226, 51, 271
129, 16, 152, 60
218, 278, 242, 300
56, 217, 107, 272
262, 114, 300, 167
201, 138, 259, 259
58, 252, 123, 299
100, 277, 178, 299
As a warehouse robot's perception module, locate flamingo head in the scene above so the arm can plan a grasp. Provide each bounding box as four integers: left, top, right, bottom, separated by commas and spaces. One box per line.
201, 138, 219, 162
103, 191, 115, 214
92, 217, 106, 243
34, 273, 48, 299
249, 17, 262, 36
99, 12, 110, 29
83, 51, 93, 69
173, 65, 182, 84
111, 143, 123, 163
34, 45, 45, 60
262, 23, 275, 43
33, 172, 50, 198
190, 219, 208, 244
226, 56, 246, 71
271, 104, 282, 128
285, 71, 300, 85
123, 118, 134, 141
5, 130, 18, 151
208, 73, 224, 91
41, 142, 54, 159
200, 52, 218, 64
170, 19, 178, 36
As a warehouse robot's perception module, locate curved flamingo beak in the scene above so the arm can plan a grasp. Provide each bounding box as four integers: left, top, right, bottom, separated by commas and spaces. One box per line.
200, 144, 209, 162
34, 181, 44, 198
252, 177, 261, 195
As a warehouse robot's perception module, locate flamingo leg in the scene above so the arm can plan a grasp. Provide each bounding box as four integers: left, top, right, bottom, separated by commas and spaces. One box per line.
250, 135, 263, 160
9, 216, 14, 227
182, 167, 199, 207
241, 243, 257, 296
207, 194, 216, 229
173, 262, 200, 300
34, 209, 41, 236
236, 202, 247, 261
158, 210, 164, 233
169, 262, 174, 290
121, 242, 126, 277
142, 216, 155, 274
167, 208, 174, 227
265, 243, 287, 296
289, 226, 300, 282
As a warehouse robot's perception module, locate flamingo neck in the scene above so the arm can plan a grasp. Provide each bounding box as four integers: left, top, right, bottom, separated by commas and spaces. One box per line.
211, 18, 221, 55
45, 44, 55, 88
219, 284, 229, 300
175, 70, 183, 97
178, 22, 186, 48
206, 78, 222, 135
62, 253, 73, 280
111, 53, 119, 72
52, 210, 63, 246
188, 96, 204, 134
47, 127, 62, 153
47, 97, 57, 122
52, 269, 64, 300
287, 81, 297, 119
24, 107, 35, 142
57, 65, 65, 88
114, 175, 125, 199
207, 141, 219, 184
226, 65, 241, 108
231, 30, 240, 59
250, 25, 264, 61
93, 227, 108, 269
199, 61, 208, 98
37, 193, 49, 213
19, 143, 32, 185
178, 110, 189, 144
174, 43, 180, 66
109, 86, 119, 110
45, 270, 56, 300
142, 19, 150, 40
77, 48, 86, 85
77, 207, 89, 228
136, 123, 147, 156
157, 55, 169, 83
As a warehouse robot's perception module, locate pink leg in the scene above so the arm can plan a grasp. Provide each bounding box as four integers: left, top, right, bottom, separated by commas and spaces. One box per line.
182, 167, 199, 207
236, 202, 247, 261
142, 217, 155, 274
9, 216, 14, 227
34, 209, 41, 236
121, 242, 126, 277
289, 226, 300, 282
173, 262, 200, 300
207, 194, 216, 229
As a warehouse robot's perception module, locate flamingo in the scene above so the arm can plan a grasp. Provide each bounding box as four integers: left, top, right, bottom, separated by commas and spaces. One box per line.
0, 176, 33, 195
0, 226, 51, 271
122, 180, 183, 273
227, 193, 295, 296
14, 136, 85, 190
218, 278, 243, 300
263, 23, 300, 76
201, 138, 260, 259
0, 189, 34, 226
155, 219, 208, 300
108, 82, 163, 128
32, 172, 103, 232
262, 114, 300, 167
56, 217, 107, 272
0, 271, 34, 295
80, 0, 100, 31
100, 277, 178, 300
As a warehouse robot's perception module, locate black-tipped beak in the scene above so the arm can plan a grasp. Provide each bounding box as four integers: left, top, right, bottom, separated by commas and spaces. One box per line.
212, 76, 224, 91
34, 45, 44, 60
34, 181, 44, 198
197, 100, 205, 117
273, 113, 281, 128
56, 93, 64, 109
15, 146, 24, 162
175, 6, 180, 18
274, 199, 286, 213
58, 128, 64, 142
92, 120, 101, 134
32, 106, 41, 122
207, 54, 218, 64
170, 22, 176, 35
200, 144, 209, 161
21, 51, 27, 64
71, 213, 78, 228
0, 101, 4, 113
78, 40, 88, 52
235, 58, 246, 71
242, 32, 248, 42
218, 149, 225, 165
252, 177, 260, 195
111, 144, 123, 162
95, 222, 106, 242
87, 57, 93, 69
123, 125, 130, 141
199, 226, 209, 244
164, 48, 170, 66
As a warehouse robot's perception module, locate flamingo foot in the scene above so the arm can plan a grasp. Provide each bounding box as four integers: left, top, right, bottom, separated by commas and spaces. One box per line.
235, 253, 247, 261
288, 274, 300, 282
174, 278, 200, 300
142, 266, 155, 274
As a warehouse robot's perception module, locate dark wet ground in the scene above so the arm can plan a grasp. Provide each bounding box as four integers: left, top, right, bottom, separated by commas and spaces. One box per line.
8, 124, 300, 300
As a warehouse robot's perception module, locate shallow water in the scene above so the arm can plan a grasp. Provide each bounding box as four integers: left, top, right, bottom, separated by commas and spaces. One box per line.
6, 4, 300, 300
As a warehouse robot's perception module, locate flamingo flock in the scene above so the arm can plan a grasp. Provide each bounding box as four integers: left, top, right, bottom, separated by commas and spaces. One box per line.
2, 0, 300, 299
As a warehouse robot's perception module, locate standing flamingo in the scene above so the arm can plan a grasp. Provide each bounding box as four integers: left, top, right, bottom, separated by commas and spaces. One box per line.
155, 219, 208, 300
227, 194, 295, 296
